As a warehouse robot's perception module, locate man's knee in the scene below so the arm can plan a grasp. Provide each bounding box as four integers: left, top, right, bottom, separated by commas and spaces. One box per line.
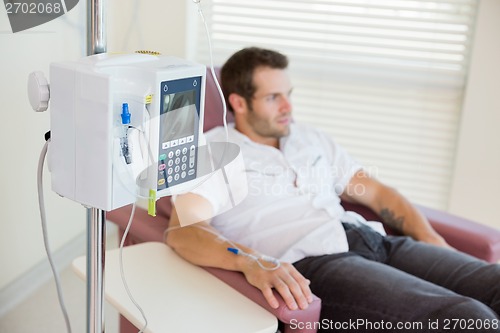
431, 297, 499, 324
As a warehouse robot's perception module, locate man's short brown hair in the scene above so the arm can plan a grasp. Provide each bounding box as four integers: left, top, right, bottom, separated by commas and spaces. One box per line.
221, 47, 289, 112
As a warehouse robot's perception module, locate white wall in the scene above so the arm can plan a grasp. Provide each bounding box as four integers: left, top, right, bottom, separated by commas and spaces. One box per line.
107, 0, 187, 57
448, 0, 500, 228
0, 0, 188, 297
0, 3, 87, 292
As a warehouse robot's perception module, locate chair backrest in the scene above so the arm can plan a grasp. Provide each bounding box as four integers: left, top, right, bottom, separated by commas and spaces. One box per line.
203, 67, 234, 130
156, 67, 231, 219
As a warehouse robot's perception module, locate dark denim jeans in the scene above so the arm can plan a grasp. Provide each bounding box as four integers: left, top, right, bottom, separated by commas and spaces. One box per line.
294, 223, 500, 332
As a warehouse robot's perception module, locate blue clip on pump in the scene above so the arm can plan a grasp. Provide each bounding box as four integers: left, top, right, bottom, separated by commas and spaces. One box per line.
120, 103, 132, 164
121, 103, 131, 125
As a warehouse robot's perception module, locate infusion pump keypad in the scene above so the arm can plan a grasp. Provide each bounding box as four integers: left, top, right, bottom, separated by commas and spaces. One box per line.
157, 135, 197, 189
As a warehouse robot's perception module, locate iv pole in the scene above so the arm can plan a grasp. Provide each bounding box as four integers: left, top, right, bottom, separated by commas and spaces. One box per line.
88, 0, 106, 55
87, 0, 106, 332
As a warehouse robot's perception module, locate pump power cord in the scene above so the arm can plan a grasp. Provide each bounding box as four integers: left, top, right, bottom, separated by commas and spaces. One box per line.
37, 139, 73, 333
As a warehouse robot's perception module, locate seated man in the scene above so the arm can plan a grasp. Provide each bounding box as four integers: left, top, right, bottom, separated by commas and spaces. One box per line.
166, 47, 500, 331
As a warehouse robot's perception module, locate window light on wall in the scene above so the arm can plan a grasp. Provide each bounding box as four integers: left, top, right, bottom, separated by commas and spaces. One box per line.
192, 0, 478, 210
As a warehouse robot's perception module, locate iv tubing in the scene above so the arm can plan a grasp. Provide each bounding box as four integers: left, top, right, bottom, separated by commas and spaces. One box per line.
196, 2, 229, 142
118, 202, 148, 333
37, 140, 73, 333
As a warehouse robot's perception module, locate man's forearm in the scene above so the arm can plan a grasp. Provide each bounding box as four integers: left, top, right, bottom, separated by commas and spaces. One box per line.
375, 186, 446, 245
342, 171, 447, 246
166, 221, 252, 272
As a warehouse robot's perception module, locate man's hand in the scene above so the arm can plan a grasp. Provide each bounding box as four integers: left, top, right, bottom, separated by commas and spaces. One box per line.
417, 231, 453, 249
240, 259, 313, 311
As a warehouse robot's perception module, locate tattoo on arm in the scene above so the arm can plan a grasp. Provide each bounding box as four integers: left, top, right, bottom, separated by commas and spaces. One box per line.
379, 208, 404, 232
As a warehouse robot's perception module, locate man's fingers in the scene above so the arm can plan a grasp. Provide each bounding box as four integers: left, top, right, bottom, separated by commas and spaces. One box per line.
272, 279, 299, 310
279, 272, 310, 310
245, 261, 313, 311
261, 286, 280, 309
289, 268, 314, 304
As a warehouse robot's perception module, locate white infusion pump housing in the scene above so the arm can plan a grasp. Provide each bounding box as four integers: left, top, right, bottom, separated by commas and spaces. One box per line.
49, 53, 206, 211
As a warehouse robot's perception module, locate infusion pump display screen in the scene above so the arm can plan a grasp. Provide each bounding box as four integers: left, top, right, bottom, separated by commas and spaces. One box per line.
157, 76, 202, 190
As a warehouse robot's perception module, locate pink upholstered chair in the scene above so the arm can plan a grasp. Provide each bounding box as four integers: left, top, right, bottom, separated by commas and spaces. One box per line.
107, 68, 500, 333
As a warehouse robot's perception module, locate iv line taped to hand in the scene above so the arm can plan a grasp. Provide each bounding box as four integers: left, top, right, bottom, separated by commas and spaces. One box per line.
164, 224, 281, 271
227, 247, 281, 268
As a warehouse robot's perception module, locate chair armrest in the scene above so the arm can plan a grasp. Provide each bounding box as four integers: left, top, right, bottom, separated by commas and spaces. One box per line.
341, 201, 500, 263
205, 267, 322, 333
415, 204, 500, 263
107, 205, 323, 332
106, 204, 168, 244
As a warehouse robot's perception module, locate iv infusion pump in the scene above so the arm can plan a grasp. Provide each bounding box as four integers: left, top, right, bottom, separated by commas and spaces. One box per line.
46, 53, 206, 211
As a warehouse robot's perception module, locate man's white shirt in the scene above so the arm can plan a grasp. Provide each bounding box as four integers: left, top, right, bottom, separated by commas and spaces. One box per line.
177, 123, 365, 263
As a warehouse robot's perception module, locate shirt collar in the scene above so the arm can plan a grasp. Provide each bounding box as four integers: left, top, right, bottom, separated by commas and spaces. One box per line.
225, 122, 296, 152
